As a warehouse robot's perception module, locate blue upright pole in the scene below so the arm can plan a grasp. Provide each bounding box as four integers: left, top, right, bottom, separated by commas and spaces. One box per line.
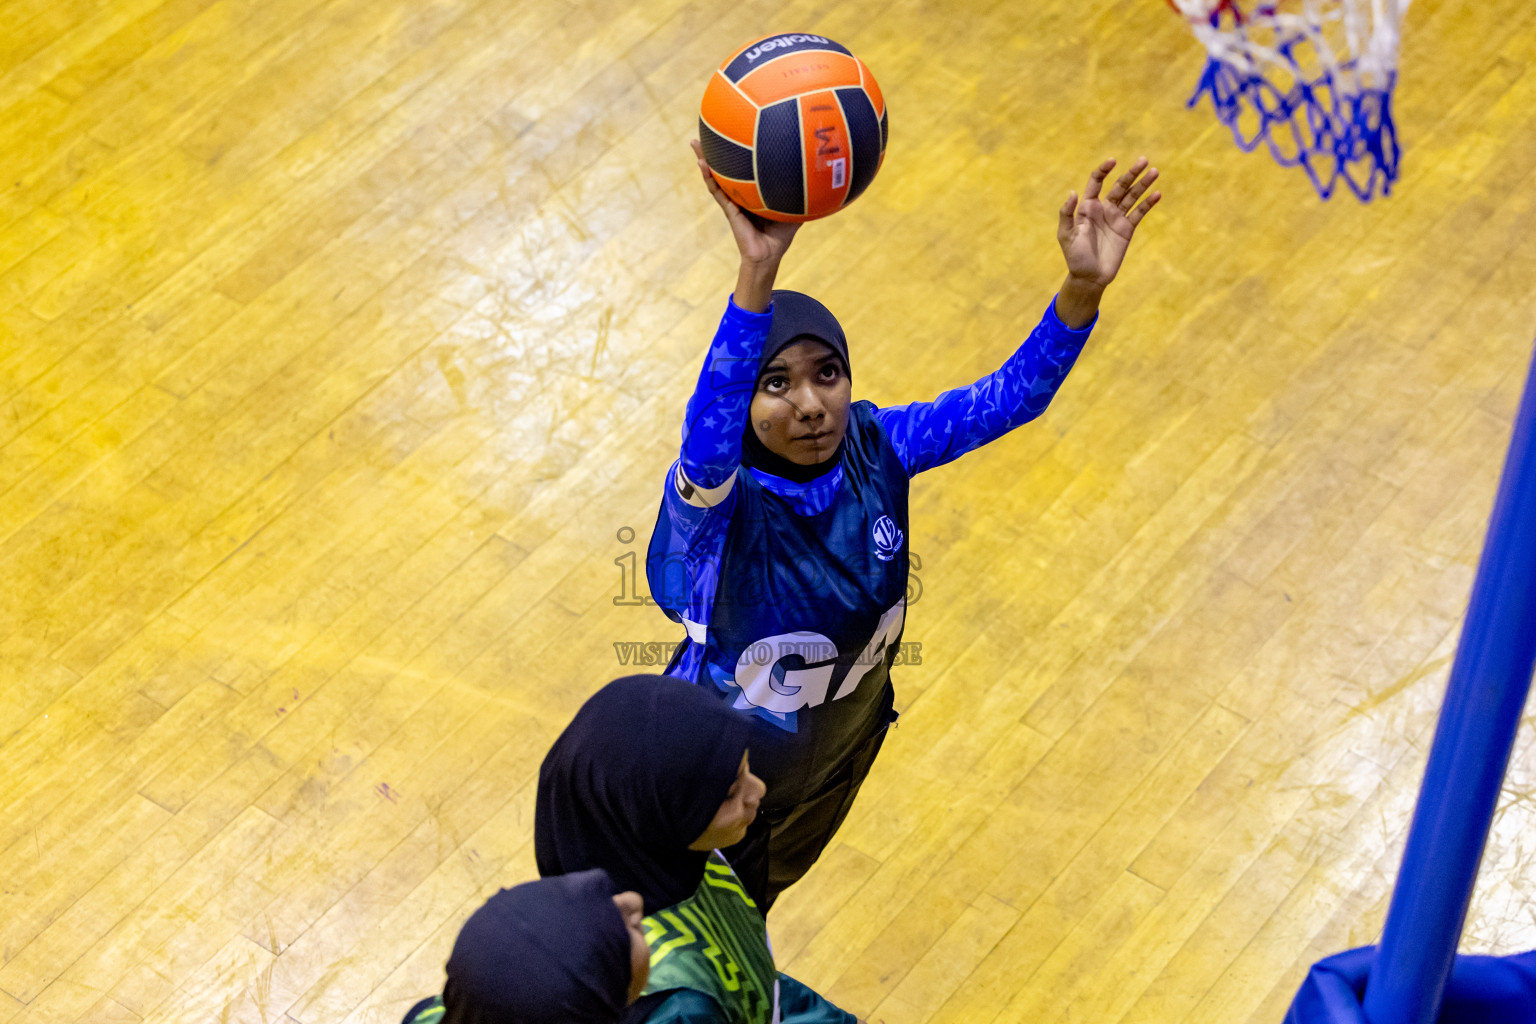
1362, 345, 1536, 1024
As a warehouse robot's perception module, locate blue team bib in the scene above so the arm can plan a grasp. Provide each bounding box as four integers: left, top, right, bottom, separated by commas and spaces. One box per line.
690, 402, 910, 805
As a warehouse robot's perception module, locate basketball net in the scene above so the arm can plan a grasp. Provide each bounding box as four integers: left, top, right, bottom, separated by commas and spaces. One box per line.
1169, 0, 1411, 201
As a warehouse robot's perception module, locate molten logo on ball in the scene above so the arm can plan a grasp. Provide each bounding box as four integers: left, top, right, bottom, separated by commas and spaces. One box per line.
742, 34, 832, 64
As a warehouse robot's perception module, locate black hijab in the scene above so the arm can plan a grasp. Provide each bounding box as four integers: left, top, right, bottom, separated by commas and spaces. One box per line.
440, 868, 630, 1024
742, 290, 852, 484
535, 674, 750, 914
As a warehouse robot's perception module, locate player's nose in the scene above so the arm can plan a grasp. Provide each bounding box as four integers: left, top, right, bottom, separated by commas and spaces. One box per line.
794, 384, 825, 418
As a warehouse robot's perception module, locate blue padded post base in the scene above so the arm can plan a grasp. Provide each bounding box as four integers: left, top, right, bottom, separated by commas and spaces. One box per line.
1287, 947, 1536, 1024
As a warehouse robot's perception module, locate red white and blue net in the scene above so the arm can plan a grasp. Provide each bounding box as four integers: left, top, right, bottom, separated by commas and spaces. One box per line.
1170, 0, 1411, 201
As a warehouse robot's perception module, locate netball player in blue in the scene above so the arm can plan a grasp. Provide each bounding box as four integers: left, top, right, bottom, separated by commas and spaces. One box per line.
647, 140, 1162, 911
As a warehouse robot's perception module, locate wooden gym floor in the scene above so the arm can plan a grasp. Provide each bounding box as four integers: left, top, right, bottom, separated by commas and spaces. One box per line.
3, 0, 1536, 1021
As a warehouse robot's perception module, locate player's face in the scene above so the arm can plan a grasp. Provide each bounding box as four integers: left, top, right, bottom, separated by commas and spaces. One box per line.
687, 751, 766, 851
610, 890, 650, 1002
750, 338, 851, 465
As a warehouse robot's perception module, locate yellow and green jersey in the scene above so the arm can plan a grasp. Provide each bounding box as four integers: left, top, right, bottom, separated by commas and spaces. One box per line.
641, 852, 778, 1024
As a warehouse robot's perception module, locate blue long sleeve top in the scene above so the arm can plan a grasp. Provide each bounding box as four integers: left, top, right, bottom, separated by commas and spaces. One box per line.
649, 293, 1095, 651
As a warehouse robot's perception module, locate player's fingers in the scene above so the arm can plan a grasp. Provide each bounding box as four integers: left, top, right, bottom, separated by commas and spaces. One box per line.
1058, 191, 1078, 237
708, 178, 736, 213
1105, 156, 1149, 205
692, 140, 724, 187
1120, 167, 1159, 211
705, 174, 749, 225
691, 141, 717, 183
1082, 159, 1115, 200
1126, 190, 1162, 226
692, 152, 741, 214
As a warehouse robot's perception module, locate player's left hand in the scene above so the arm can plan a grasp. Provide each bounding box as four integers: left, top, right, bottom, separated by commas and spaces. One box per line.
1058, 157, 1161, 290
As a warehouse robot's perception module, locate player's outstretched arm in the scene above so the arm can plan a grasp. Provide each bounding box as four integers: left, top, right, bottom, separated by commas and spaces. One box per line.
689, 139, 799, 311
670, 141, 806, 504
1054, 156, 1162, 328
870, 157, 1162, 476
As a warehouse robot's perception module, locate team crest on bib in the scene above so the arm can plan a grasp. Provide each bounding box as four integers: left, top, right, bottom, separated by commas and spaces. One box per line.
871, 515, 903, 562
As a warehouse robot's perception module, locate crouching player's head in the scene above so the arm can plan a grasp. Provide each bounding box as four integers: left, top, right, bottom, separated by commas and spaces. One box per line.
438, 868, 650, 1024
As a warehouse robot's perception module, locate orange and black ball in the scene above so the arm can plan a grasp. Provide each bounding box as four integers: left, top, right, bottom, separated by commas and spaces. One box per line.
699, 33, 888, 222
